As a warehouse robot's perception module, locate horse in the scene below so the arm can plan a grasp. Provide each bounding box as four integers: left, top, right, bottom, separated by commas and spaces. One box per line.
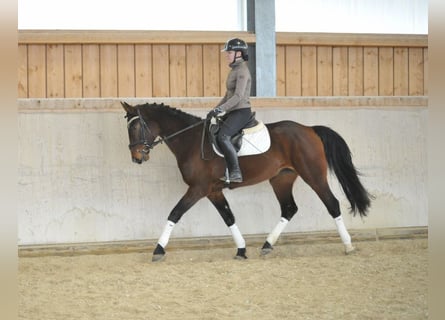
121, 101, 372, 262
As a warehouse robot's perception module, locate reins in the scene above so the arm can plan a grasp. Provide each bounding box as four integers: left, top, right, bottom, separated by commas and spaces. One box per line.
157, 119, 205, 147
127, 109, 266, 161
127, 109, 206, 153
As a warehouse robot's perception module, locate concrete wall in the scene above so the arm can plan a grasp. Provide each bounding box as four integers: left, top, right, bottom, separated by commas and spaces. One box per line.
18, 98, 428, 245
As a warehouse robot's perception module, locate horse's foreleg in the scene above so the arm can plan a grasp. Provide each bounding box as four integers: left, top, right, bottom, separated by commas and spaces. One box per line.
207, 191, 247, 259
152, 221, 175, 260
262, 172, 298, 255
152, 187, 204, 262
229, 224, 247, 259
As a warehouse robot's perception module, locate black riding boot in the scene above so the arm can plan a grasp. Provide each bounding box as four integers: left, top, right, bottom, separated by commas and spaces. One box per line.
218, 134, 243, 183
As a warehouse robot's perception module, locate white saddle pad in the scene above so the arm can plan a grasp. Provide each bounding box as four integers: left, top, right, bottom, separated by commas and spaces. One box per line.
212, 121, 271, 157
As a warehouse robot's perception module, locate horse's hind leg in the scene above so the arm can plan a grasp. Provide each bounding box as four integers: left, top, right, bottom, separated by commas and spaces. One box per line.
303, 172, 355, 255
261, 170, 299, 255
314, 183, 355, 254
207, 191, 247, 259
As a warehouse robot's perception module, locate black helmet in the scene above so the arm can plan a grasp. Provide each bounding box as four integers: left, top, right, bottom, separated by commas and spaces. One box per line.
222, 38, 248, 60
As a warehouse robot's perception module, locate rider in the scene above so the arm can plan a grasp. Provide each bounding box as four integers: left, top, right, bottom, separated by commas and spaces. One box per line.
206, 38, 252, 183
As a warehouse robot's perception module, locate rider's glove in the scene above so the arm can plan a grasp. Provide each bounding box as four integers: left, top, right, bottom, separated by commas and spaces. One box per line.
206, 107, 223, 120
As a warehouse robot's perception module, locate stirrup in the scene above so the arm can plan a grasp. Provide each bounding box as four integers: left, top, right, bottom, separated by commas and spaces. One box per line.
229, 172, 243, 183
219, 168, 243, 183
219, 176, 243, 183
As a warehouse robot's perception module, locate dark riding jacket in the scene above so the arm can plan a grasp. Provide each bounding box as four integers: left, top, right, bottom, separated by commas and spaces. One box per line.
216, 59, 251, 113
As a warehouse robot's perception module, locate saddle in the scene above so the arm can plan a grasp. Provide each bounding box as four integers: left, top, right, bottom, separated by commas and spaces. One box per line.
209, 112, 271, 157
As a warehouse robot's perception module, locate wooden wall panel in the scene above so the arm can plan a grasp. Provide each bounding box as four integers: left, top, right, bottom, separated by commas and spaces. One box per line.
100, 45, 118, 97
408, 48, 424, 96
46, 44, 64, 97
276, 45, 286, 96
18, 45, 28, 98
394, 48, 409, 96
82, 44, 100, 97
219, 49, 229, 97
169, 45, 187, 97
348, 47, 363, 96
135, 44, 153, 97
301, 46, 317, 96
363, 47, 379, 95
379, 47, 394, 96
117, 44, 135, 97
203, 45, 220, 97
423, 48, 428, 95
64, 44, 82, 98
285, 46, 302, 96
17, 31, 428, 99
317, 46, 333, 95
27, 45, 46, 98
333, 47, 348, 96
152, 45, 170, 97
186, 45, 203, 97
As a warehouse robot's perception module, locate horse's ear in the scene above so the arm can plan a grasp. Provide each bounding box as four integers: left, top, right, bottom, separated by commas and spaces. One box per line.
121, 101, 133, 113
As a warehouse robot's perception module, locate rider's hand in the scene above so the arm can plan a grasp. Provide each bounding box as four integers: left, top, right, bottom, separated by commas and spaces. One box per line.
206, 107, 222, 119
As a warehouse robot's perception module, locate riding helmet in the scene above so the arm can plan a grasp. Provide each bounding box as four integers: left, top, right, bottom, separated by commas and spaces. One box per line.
222, 38, 248, 60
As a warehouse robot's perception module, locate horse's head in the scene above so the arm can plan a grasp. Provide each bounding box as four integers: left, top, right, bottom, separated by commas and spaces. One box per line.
121, 102, 160, 164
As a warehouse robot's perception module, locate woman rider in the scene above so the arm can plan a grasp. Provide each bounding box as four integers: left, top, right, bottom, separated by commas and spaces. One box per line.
206, 38, 252, 183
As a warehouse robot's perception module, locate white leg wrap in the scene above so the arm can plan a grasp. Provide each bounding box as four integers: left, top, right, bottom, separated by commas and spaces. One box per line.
158, 220, 176, 248
229, 224, 246, 248
266, 217, 289, 246
334, 216, 351, 245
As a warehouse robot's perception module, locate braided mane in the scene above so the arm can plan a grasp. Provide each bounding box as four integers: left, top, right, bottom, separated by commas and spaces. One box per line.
141, 102, 202, 125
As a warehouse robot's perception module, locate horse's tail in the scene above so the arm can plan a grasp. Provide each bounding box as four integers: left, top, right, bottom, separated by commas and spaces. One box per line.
312, 125, 372, 217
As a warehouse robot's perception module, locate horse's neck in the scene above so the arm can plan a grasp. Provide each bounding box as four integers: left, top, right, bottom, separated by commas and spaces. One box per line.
158, 116, 190, 137
142, 107, 200, 158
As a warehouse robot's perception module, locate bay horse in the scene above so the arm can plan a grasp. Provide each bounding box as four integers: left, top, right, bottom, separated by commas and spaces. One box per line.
121, 102, 372, 262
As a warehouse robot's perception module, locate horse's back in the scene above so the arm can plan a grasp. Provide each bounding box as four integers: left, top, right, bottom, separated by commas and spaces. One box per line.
265, 120, 324, 157
266, 119, 308, 128
265, 120, 316, 139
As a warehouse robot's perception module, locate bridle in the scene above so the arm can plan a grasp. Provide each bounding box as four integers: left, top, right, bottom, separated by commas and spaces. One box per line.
126, 108, 158, 154
126, 108, 206, 154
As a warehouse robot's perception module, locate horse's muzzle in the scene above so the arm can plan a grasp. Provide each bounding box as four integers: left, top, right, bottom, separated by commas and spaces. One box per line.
130, 147, 150, 164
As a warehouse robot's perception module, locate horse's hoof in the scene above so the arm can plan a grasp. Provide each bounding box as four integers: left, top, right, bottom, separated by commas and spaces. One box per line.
152, 243, 166, 262
260, 241, 273, 256
345, 244, 356, 255
261, 247, 273, 256
234, 248, 248, 260
152, 254, 165, 262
